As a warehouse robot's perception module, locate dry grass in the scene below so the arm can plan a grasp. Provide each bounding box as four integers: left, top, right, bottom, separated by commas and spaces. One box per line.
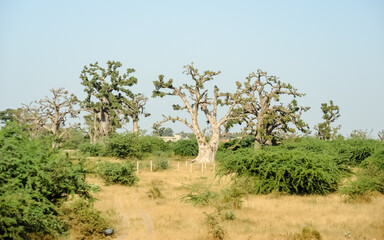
86, 159, 384, 240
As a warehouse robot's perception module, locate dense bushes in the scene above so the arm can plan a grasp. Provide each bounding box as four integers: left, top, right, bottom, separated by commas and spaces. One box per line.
79, 133, 171, 159
98, 161, 139, 185
0, 122, 91, 239
217, 137, 384, 195
342, 149, 384, 198
79, 142, 105, 156
60, 198, 110, 240
173, 139, 198, 156
276, 137, 382, 166
217, 148, 346, 194
218, 135, 255, 151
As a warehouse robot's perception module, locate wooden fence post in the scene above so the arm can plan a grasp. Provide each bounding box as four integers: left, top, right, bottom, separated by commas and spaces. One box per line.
137, 161, 139, 173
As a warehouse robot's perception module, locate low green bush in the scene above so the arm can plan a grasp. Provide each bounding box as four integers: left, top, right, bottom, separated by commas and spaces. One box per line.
173, 139, 198, 156
60, 198, 110, 240
0, 189, 65, 240
98, 162, 138, 186
153, 158, 169, 171
61, 127, 88, 150
219, 183, 248, 209
217, 147, 347, 195
341, 149, 384, 198
181, 189, 219, 206
103, 133, 171, 159
79, 142, 105, 156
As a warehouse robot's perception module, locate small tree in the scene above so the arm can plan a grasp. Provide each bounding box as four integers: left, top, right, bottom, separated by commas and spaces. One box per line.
22, 88, 79, 146
227, 70, 309, 149
315, 100, 341, 140
121, 93, 150, 133
153, 63, 243, 163
80, 61, 138, 143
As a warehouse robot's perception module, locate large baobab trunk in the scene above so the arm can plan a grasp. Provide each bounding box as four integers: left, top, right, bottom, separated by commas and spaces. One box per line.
132, 115, 139, 133
98, 110, 110, 137
194, 143, 216, 164
193, 131, 220, 164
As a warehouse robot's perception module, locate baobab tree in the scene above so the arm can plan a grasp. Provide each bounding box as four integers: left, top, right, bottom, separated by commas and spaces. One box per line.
121, 93, 150, 133
227, 70, 309, 149
80, 61, 138, 142
153, 63, 243, 164
22, 88, 79, 146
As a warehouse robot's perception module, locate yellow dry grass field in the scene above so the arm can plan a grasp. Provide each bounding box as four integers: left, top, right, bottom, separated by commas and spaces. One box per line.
87, 159, 384, 240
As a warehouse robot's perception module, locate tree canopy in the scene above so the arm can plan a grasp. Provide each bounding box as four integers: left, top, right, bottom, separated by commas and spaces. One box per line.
80, 61, 140, 142
315, 100, 341, 140
227, 70, 309, 148
153, 63, 243, 163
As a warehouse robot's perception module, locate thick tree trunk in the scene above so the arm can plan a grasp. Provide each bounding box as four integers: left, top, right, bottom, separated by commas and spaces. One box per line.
99, 110, 109, 136
193, 132, 220, 164
132, 115, 139, 133
193, 143, 216, 164
254, 140, 262, 150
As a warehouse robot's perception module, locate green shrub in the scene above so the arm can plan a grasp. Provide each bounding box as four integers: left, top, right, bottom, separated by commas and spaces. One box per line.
0, 122, 91, 239
79, 142, 104, 156
341, 149, 384, 198
335, 138, 379, 166
61, 127, 88, 150
139, 135, 171, 153
0, 189, 65, 240
98, 161, 138, 186
222, 211, 236, 221
271, 137, 383, 167
103, 133, 171, 159
173, 139, 198, 156
181, 189, 219, 206
218, 135, 255, 151
60, 198, 110, 240
104, 133, 142, 159
217, 147, 346, 195
219, 183, 247, 209
153, 158, 169, 171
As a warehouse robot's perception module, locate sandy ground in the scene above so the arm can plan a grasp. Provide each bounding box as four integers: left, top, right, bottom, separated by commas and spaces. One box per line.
87, 160, 384, 240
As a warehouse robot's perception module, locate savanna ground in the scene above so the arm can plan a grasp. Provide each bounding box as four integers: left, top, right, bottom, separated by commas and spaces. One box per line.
83, 157, 384, 240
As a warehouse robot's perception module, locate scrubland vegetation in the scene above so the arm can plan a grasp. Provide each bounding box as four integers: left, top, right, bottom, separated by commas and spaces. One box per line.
1, 121, 383, 239
1, 62, 383, 239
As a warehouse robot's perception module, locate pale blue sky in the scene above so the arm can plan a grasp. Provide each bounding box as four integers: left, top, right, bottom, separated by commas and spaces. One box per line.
0, 0, 383, 137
